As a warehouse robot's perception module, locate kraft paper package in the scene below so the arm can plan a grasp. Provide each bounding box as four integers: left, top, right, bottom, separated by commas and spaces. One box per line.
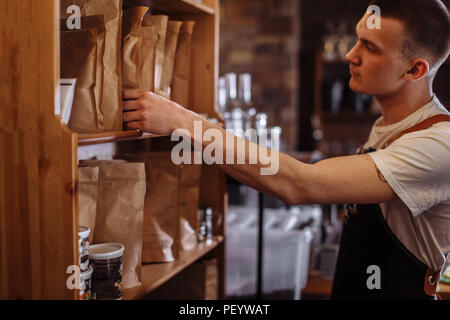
61, 0, 123, 131
78, 167, 99, 245
121, 6, 149, 90
61, 15, 106, 132
158, 21, 183, 99
171, 21, 196, 107
118, 152, 182, 263
60, 29, 98, 133
79, 160, 146, 289
179, 164, 202, 251
140, 26, 157, 92
142, 15, 168, 95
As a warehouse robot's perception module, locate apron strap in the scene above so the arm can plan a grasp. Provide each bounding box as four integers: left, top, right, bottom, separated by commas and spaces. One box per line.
424, 268, 441, 297
381, 114, 450, 149
380, 114, 449, 297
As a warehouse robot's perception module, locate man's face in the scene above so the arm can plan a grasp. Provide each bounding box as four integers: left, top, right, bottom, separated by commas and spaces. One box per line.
346, 14, 411, 97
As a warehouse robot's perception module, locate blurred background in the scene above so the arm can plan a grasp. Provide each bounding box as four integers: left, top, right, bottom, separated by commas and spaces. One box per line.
220, 0, 450, 154
219, 0, 450, 300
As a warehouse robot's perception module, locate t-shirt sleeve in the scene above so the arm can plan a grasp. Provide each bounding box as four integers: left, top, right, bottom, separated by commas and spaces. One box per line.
368, 126, 450, 217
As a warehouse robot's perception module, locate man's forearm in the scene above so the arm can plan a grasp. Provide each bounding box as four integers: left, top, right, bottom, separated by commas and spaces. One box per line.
123, 90, 397, 206
178, 110, 310, 204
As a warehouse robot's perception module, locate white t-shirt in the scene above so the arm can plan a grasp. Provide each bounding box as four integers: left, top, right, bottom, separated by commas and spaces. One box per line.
363, 96, 450, 271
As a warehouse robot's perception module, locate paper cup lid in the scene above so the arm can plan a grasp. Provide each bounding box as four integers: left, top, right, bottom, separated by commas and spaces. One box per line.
81, 265, 93, 279
89, 243, 124, 260
78, 226, 90, 239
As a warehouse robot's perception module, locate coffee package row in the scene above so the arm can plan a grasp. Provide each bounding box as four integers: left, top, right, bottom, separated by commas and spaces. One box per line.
59, 2, 196, 134
78, 154, 202, 285
118, 152, 202, 263
78, 161, 146, 290
121, 7, 196, 103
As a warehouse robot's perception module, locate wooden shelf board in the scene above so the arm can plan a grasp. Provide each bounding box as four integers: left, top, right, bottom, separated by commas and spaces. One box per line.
123, 236, 223, 300
152, 0, 215, 15
301, 270, 333, 297
437, 282, 450, 300
77, 131, 162, 146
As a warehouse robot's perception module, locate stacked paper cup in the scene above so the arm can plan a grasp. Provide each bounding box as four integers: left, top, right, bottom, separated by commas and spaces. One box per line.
78, 226, 92, 300
90, 243, 125, 300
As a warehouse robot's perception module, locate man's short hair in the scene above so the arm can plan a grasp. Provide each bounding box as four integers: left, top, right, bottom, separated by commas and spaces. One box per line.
369, 0, 450, 68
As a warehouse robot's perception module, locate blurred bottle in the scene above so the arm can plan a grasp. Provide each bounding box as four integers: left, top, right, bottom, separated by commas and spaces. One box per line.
238, 73, 252, 110
322, 21, 338, 62
224, 73, 239, 133
218, 76, 227, 114
238, 73, 258, 135
225, 73, 238, 111
256, 112, 268, 132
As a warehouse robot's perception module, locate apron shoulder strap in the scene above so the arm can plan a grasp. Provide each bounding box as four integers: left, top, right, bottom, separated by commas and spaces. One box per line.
381, 114, 450, 149
380, 114, 450, 296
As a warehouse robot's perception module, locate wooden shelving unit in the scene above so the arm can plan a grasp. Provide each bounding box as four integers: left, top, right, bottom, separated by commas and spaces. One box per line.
301, 270, 333, 300
437, 282, 450, 300
123, 236, 223, 300
1, 0, 226, 300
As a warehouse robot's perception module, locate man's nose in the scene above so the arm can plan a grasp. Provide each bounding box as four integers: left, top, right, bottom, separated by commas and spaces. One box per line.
346, 43, 361, 65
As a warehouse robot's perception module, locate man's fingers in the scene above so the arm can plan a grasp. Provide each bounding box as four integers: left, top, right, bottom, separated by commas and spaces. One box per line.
123, 100, 141, 111
123, 110, 142, 123
126, 121, 142, 131
123, 89, 146, 100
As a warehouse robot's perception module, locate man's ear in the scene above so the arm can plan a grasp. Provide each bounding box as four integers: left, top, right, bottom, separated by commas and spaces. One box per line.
403, 59, 429, 81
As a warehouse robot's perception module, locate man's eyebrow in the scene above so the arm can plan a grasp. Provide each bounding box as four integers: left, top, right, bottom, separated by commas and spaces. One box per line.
360, 38, 379, 48
355, 29, 382, 50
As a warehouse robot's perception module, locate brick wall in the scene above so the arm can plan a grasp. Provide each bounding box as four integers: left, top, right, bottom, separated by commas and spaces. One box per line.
219, 0, 301, 150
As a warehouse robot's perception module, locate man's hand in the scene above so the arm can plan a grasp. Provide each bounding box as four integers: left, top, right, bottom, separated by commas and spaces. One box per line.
122, 89, 194, 136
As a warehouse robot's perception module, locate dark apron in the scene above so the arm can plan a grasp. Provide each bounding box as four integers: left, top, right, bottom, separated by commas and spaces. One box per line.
331, 200, 432, 300
330, 112, 450, 300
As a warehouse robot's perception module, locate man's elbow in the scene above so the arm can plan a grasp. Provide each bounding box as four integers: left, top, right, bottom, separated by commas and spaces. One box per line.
279, 186, 307, 206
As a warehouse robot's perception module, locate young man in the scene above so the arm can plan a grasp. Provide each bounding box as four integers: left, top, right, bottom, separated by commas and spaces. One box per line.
122, 0, 450, 299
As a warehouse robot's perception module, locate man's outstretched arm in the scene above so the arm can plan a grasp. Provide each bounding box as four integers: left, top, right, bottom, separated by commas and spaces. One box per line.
122, 90, 397, 205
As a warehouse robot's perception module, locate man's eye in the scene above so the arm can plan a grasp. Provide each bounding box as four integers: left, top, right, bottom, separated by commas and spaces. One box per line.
366, 44, 375, 52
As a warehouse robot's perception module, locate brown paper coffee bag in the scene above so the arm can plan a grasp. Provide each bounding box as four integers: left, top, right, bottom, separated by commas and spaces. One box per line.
78, 166, 99, 244
142, 15, 168, 94
79, 161, 146, 289
172, 21, 195, 107
179, 164, 202, 251
61, 0, 123, 131
140, 26, 157, 92
118, 152, 182, 263
61, 15, 106, 131
121, 6, 149, 90
61, 29, 98, 133
159, 21, 183, 99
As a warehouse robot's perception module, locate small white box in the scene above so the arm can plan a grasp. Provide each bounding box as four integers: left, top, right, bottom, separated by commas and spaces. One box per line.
59, 78, 77, 124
